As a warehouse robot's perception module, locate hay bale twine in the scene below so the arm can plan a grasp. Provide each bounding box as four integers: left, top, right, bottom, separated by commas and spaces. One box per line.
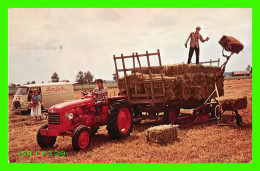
146, 125, 179, 145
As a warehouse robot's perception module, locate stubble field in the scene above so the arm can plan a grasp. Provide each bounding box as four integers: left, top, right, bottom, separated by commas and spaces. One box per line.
8, 78, 252, 163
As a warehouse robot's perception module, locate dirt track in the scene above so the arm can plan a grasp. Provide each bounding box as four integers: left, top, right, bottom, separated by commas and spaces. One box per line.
8, 78, 252, 163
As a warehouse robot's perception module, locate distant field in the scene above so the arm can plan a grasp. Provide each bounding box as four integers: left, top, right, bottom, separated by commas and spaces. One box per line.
8, 78, 252, 163
224, 75, 252, 80
73, 82, 118, 90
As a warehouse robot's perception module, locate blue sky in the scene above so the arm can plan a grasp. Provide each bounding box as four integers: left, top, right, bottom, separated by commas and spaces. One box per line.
8, 8, 252, 84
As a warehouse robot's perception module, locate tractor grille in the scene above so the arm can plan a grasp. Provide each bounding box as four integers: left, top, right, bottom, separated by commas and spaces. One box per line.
13, 101, 21, 109
48, 113, 60, 124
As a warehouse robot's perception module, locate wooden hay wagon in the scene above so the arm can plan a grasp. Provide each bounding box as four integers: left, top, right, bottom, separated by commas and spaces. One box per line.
113, 49, 231, 126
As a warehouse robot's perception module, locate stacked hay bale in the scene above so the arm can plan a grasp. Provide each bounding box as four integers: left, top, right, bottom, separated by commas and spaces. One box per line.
146, 125, 179, 145
221, 96, 247, 111
118, 73, 146, 94
118, 64, 224, 106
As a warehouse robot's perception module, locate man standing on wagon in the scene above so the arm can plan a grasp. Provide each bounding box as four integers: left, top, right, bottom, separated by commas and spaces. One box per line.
185, 26, 209, 64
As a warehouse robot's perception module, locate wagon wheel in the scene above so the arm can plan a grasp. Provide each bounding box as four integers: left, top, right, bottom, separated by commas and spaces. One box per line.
235, 110, 242, 126
164, 107, 179, 124
133, 106, 142, 124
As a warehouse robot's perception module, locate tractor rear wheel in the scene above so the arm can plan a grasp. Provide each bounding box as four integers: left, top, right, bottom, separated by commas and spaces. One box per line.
106, 100, 133, 140
72, 125, 91, 151
37, 124, 57, 148
164, 107, 179, 124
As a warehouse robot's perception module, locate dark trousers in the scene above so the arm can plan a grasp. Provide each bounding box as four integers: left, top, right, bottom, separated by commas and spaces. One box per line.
187, 47, 200, 64
95, 101, 105, 116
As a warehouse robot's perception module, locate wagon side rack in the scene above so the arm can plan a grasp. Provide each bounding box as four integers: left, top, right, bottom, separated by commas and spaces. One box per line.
113, 49, 166, 106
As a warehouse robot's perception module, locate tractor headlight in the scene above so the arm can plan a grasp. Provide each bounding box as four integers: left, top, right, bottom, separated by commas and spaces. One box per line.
68, 113, 74, 120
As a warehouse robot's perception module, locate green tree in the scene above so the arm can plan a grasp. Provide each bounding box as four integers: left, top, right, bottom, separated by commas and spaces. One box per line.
51, 72, 59, 82
84, 71, 94, 85
76, 71, 84, 84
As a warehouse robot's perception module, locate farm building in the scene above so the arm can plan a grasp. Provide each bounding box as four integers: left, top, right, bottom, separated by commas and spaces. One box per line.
232, 71, 251, 76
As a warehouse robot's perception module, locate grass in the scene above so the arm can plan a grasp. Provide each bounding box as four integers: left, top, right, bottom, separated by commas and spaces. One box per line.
8, 78, 252, 163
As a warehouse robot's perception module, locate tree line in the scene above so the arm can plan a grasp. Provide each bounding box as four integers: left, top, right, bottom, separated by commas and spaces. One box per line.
10, 70, 119, 87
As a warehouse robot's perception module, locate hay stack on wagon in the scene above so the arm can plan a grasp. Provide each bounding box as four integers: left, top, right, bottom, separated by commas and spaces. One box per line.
138, 64, 220, 76
119, 64, 224, 107
221, 96, 247, 111
219, 35, 244, 54
146, 125, 179, 145
164, 64, 220, 76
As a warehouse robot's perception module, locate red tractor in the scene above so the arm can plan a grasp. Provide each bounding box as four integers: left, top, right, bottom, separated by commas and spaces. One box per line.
37, 93, 133, 151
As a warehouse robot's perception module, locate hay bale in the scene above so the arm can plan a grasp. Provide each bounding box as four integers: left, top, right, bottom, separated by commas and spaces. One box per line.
221, 96, 247, 111
137, 64, 220, 76
219, 35, 244, 54
164, 64, 220, 76
118, 73, 146, 94
121, 73, 223, 100
146, 125, 179, 145
118, 64, 224, 107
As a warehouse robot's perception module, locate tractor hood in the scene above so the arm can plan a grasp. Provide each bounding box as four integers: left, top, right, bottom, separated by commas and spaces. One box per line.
48, 96, 94, 113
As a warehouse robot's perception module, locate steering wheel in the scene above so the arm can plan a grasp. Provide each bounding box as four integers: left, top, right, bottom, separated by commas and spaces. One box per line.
82, 89, 94, 96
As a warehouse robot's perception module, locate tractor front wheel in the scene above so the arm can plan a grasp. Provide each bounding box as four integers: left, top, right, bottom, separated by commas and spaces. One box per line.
72, 125, 91, 151
106, 100, 133, 139
37, 124, 57, 148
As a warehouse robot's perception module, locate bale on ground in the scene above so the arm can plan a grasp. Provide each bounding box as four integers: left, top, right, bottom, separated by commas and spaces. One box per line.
221, 96, 247, 111
146, 125, 179, 145
219, 35, 244, 54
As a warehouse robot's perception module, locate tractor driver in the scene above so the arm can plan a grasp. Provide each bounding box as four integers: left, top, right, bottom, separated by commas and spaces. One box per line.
92, 79, 108, 118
